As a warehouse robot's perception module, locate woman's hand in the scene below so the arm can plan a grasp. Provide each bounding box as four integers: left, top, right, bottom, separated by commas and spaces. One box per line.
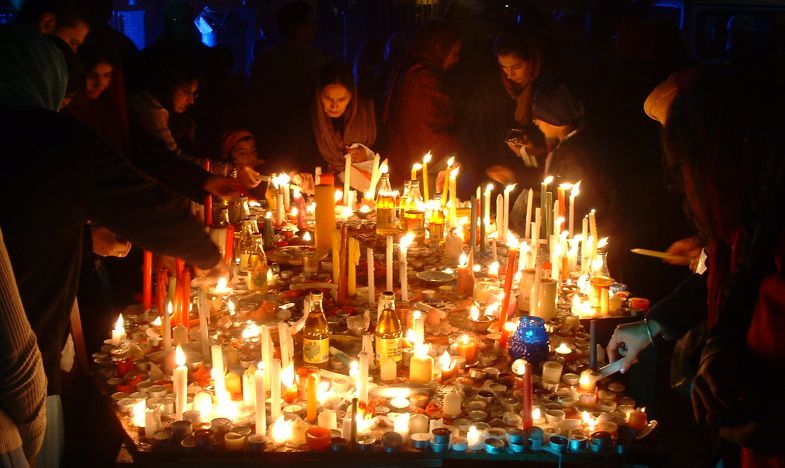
292, 172, 315, 195
236, 166, 262, 189
91, 226, 131, 257
345, 145, 369, 163
486, 165, 516, 185
665, 237, 702, 269
203, 176, 237, 197
606, 319, 662, 373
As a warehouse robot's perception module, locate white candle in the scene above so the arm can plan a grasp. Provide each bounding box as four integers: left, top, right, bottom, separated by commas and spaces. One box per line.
255, 363, 266, 435
198, 289, 209, 360
173, 345, 188, 420
399, 233, 414, 302
270, 358, 281, 421
394, 412, 410, 442
386, 236, 393, 291
358, 351, 369, 404
211, 344, 227, 401
412, 310, 425, 346
443, 391, 462, 418
343, 154, 352, 205
553, 201, 560, 236
495, 194, 503, 238
569, 182, 580, 238
367, 247, 375, 304
243, 368, 255, 409
484, 184, 493, 227
467, 425, 482, 450
163, 301, 172, 354
144, 407, 159, 438
380, 357, 397, 381
172, 324, 188, 347
534, 208, 541, 246
503, 184, 515, 240
111, 314, 125, 346
277, 322, 290, 368
524, 188, 533, 241
579, 369, 597, 392
318, 408, 337, 430
261, 325, 272, 393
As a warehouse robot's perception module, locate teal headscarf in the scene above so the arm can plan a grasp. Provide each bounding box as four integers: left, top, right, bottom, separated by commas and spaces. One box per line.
0, 27, 68, 111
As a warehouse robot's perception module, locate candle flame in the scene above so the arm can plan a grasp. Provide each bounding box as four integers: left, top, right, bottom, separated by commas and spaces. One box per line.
281, 362, 295, 388
132, 399, 146, 427
439, 350, 454, 370
472, 264, 481, 273
399, 232, 415, 251
415, 342, 430, 359
257, 361, 264, 371
340, 205, 353, 218
271, 415, 293, 444
114, 314, 124, 331
359, 204, 370, 213
555, 342, 572, 354
485, 183, 494, 193
458, 252, 468, 267
290, 206, 298, 217
265, 211, 272, 219
504, 321, 518, 333
470, 305, 480, 321
507, 231, 519, 248
293, 187, 301, 199
228, 300, 236, 315
505, 184, 516, 193
460, 334, 470, 345
334, 189, 343, 203
242, 321, 260, 340
279, 173, 291, 185
485, 302, 499, 319
488, 261, 499, 276
597, 237, 609, 249
511, 358, 526, 376
559, 182, 573, 190
412, 162, 422, 171
216, 277, 228, 292
349, 360, 359, 378
543, 175, 554, 185
167, 301, 173, 316
175, 345, 186, 366
302, 231, 312, 242
447, 156, 455, 167
571, 181, 581, 196
152, 316, 161, 326
412, 310, 422, 320
532, 407, 542, 421
423, 152, 432, 164
405, 329, 418, 344
379, 162, 389, 174
449, 167, 459, 179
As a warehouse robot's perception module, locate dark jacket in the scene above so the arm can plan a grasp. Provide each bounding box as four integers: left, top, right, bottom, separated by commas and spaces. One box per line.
0, 108, 221, 395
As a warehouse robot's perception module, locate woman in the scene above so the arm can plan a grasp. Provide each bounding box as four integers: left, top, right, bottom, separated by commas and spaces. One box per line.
311, 62, 376, 172
382, 21, 461, 184
64, 40, 131, 154
609, 66, 785, 467
130, 41, 259, 202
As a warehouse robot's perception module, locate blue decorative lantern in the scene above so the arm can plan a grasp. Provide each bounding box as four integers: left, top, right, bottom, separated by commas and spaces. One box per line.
509, 316, 550, 364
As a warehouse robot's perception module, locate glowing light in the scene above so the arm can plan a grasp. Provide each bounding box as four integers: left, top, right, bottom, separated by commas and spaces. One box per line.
151, 316, 161, 326
405, 329, 418, 344
460, 334, 470, 345
334, 189, 343, 203
488, 261, 500, 277
505, 184, 516, 193
450, 167, 460, 179
281, 362, 295, 389
349, 361, 359, 379
175, 345, 186, 367
543, 176, 554, 185
485, 302, 499, 319
458, 253, 468, 267
597, 237, 609, 249
265, 211, 272, 219
114, 314, 124, 332
439, 351, 454, 371
469, 305, 480, 322
532, 407, 542, 421
414, 342, 430, 359
302, 231, 312, 242
241, 321, 260, 340
555, 342, 572, 355
228, 300, 235, 316
379, 162, 389, 174
215, 277, 229, 293
507, 232, 519, 248
412, 162, 422, 172
423, 152, 432, 164
340, 205, 353, 219
446, 156, 455, 167
359, 204, 370, 213
571, 181, 581, 197
132, 399, 146, 427
472, 264, 481, 273
271, 415, 293, 444
399, 232, 415, 252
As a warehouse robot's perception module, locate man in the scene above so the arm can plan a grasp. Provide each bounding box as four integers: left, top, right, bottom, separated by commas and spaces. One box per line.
0, 28, 225, 467
16, 0, 91, 52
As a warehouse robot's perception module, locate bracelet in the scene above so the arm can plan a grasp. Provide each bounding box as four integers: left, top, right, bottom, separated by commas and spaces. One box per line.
643, 318, 654, 345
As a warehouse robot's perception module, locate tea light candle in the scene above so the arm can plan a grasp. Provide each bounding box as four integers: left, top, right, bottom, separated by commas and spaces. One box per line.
467, 425, 483, 451
224, 432, 246, 451
555, 342, 572, 356
410, 414, 429, 435
578, 369, 596, 392
627, 408, 648, 432
438, 351, 457, 382
394, 412, 410, 442
456, 334, 479, 365
390, 397, 410, 412
541, 361, 563, 389
111, 314, 125, 346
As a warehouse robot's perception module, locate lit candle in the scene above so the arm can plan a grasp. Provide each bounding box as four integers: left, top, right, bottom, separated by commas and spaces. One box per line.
449, 168, 459, 226
261, 325, 272, 393
271, 415, 292, 445
540, 176, 553, 237
111, 314, 125, 346
411, 310, 425, 346
211, 344, 227, 403
495, 193, 503, 240
579, 369, 597, 392
358, 351, 370, 404
524, 188, 533, 242
467, 425, 482, 451
422, 152, 431, 202
306, 373, 317, 423
270, 358, 281, 421
173, 345, 188, 420
440, 156, 454, 207
315, 174, 335, 252
443, 391, 462, 418
456, 252, 474, 296
498, 234, 519, 347
438, 351, 456, 382
456, 334, 478, 365
408, 343, 433, 384
399, 232, 414, 302
394, 412, 410, 442
278, 322, 291, 368
331, 229, 340, 285
411, 162, 422, 181
483, 183, 493, 249
386, 236, 393, 291
589, 209, 598, 248
512, 359, 533, 428
367, 247, 375, 304
488, 261, 500, 279
366, 154, 381, 200
627, 408, 648, 432
569, 182, 580, 237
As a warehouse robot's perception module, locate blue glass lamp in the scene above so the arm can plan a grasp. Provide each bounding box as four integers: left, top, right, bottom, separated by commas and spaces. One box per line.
509, 316, 550, 364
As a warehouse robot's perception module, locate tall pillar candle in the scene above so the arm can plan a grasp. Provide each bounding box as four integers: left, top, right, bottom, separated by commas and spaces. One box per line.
255, 364, 266, 435
524, 188, 533, 242
545, 191, 553, 243
399, 233, 414, 302
331, 229, 341, 285
495, 194, 503, 239
261, 325, 272, 393
503, 184, 515, 240
422, 152, 431, 202
358, 351, 370, 404
314, 174, 336, 252
348, 237, 359, 297
569, 182, 580, 237
469, 196, 477, 257
343, 154, 352, 205
142, 251, 153, 310
306, 373, 317, 423
540, 176, 552, 238
386, 236, 393, 291
174, 345, 188, 420
212, 344, 227, 400
367, 247, 375, 304
498, 238, 519, 348
163, 301, 172, 354
198, 289, 209, 359
337, 225, 349, 306
440, 157, 454, 207
270, 358, 281, 421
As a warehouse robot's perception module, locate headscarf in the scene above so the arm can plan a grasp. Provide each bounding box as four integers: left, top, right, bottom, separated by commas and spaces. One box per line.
643, 67, 699, 125
532, 81, 584, 127
0, 27, 67, 111
221, 129, 255, 159
311, 86, 376, 169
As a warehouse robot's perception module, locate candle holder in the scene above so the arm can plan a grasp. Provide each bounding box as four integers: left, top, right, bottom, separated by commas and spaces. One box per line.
508, 316, 550, 364
467, 315, 493, 333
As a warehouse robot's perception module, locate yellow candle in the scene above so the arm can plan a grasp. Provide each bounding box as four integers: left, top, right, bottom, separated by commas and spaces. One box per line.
449, 167, 459, 226
306, 374, 317, 423
315, 177, 336, 252
441, 157, 454, 207
331, 229, 340, 284
422, 152, 431, 202
408, 343, 433, 384
348, 237, 360, 297
579, 369, 597, 392
411, 162, 422, 181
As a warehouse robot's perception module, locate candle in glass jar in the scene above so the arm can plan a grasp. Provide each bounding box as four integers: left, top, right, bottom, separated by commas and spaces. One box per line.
579, 369, 597, 392
456, 334, 478, 365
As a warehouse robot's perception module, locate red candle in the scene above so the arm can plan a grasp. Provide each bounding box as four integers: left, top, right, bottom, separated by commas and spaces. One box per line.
557, 186, 567, 219
498, 243, 519, 348
306, 426, 331, 450
455, 251, 474, 296
204, 160, 213, 226
156, 269, 168, 321
224, 223, 235, 266
627, 408, 648, 432
142, 251, 153, 310
522, 361, 533, 428
175, 259, 185, 282
181, 268, 191, 329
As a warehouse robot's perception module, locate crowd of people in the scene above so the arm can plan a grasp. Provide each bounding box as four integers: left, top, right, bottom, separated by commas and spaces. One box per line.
1, 0, 784, 467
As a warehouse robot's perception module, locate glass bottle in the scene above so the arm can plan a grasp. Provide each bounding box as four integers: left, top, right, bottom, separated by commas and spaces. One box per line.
427, 196, 446, 244
375, 291, 402, 363
302, 292, 330, 367
246, 234, 268, 291
375, 172, 397, 235
398, 181, 412, 229
238, 219, 256, 274
403, 182, 425, 237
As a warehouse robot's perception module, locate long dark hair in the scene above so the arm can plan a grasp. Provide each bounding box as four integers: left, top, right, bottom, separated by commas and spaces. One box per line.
139, 40, 203, 111
318, 62, 355, 93
493, 26, 542, 78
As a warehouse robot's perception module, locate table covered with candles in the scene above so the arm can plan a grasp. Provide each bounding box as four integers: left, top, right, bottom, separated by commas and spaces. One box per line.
95, 155, 665, 466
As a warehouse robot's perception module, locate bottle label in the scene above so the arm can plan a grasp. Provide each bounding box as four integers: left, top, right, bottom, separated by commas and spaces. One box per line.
247, 268, 267, 291
376, 336, 402, 362
303, 338, 329, 364
376, 207, 396, 230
